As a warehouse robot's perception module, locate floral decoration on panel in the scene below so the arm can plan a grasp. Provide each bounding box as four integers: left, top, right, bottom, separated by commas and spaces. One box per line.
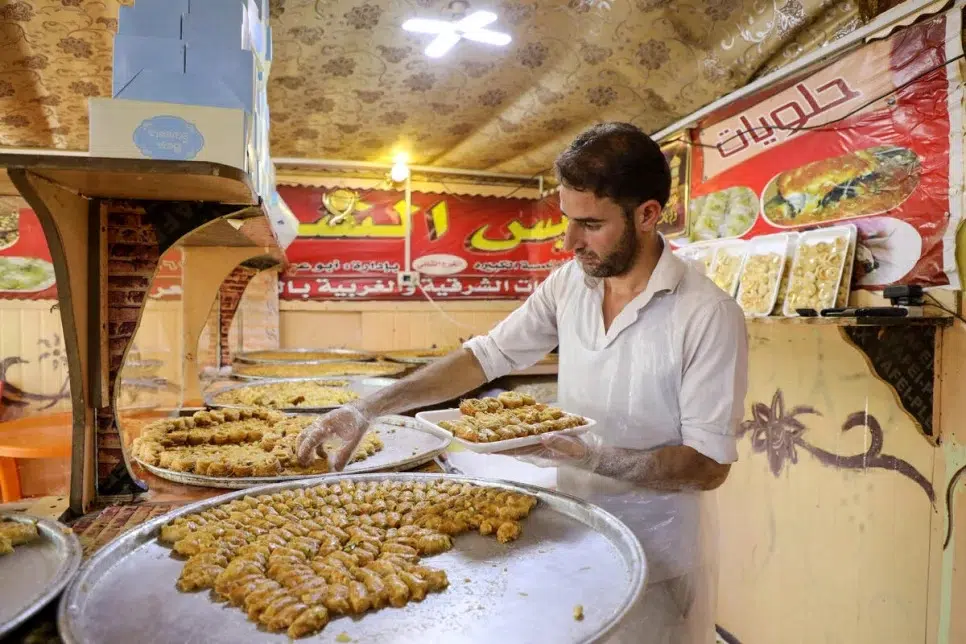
344, 3, 383, 30
0, 0, 869, 169
0, 2, 33, 21
636, 40, 670, 70
739, 389, 935, 503
38, 333, 65, 371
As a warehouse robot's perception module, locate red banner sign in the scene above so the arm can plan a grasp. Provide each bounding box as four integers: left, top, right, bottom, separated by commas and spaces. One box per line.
279, 186, 571, 300
0, 208, 183, 301
0, 209, 55, 300
683, 10, 963, 289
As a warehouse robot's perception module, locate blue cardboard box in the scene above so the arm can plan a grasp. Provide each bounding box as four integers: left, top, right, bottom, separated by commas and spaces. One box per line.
89, 97, 249, 170
113, 35, 185, 97
183, 0, 246, 49
114, 69, 253, 112
118, 3, 183, 39
184, 45, 255, 112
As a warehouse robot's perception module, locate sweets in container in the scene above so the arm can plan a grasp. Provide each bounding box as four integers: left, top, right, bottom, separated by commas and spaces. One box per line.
782, 226, 852, 316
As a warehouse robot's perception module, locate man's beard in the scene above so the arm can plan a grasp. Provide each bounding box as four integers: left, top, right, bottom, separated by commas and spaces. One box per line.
575, 220, 638, 278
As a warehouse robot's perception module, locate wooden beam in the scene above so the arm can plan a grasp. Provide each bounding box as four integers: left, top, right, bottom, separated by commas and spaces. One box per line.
181, 246, 273, 405
9, 169, 95, 514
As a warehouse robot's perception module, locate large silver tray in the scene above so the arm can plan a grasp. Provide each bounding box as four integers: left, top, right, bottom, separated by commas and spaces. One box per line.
235, 348, 376, 365
379, 349, 451, 365
135, 415, 452, 489
231, 361, 409, 381
1, 513, 82, 638
58, 473, 647, 644
204, 376, 394, 414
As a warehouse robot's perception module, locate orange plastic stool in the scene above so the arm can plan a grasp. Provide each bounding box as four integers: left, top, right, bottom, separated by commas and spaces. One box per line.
0, 412, 72, 502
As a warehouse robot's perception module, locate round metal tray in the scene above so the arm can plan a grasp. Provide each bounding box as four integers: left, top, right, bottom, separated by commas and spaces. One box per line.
380, 349, 452, 365
136, 415, 452, 489
58, 473, 646, 644
1, 513, 82, 638
204, 376, 394, 414
234, 348, 376, 365
231, 361, 409, 381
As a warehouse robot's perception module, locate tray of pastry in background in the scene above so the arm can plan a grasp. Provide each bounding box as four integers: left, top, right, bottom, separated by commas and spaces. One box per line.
782, 225, 853, 317
205, 377, 395, 414
736, 233, 791, 317
416, 392, 595, 454
380, 347, 455, 364
234, 348, 377, 365
1, 514, 82, 638
131, 409, 451, 489
709, 240, 748, 297
232, 361, 408, 381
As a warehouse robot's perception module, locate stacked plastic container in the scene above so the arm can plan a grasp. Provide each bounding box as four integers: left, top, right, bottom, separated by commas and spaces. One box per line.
89, 0, 275, 199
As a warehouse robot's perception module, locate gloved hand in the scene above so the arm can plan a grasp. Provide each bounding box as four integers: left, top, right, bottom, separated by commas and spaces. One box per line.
502, 432, 604, 470
296, 404, 372, 471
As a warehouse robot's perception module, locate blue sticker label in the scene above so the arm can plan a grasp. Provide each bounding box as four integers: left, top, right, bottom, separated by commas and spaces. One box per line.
132, 115, 205, 160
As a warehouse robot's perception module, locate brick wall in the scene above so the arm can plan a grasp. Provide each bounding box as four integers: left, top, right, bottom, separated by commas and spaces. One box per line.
97, 204, 160, 484
218, 266, 257, 365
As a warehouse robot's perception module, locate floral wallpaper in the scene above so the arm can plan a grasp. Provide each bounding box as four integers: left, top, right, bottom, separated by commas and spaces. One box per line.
0, 0, 890, 175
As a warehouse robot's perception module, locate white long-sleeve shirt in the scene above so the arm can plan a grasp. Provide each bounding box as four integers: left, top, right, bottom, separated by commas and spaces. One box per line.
465, 241, 749, 584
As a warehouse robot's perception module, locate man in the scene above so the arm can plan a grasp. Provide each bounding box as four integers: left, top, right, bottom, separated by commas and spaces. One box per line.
297, 122, 748, 643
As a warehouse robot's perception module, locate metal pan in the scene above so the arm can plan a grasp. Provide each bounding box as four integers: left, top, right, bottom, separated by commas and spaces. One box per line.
231, 361, 409, 381
135, 416, 452, 489
1, 514, 82, 638
58, 473, 647, 644
234, 348, 376, 365
380, 348, 453, 365
204, 377, 394, 414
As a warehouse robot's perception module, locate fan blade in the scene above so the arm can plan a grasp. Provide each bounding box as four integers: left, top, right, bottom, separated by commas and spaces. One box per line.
425, 32, 462, 58
402, 18, 453, 34
455, 10, 497, 32
463, 29, 511, 46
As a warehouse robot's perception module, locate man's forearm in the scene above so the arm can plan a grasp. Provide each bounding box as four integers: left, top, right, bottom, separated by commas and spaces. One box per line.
589, 445, 730, 492
351, 348, 488, 418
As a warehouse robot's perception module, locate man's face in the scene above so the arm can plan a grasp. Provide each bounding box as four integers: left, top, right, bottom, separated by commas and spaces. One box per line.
559, 186, 639, 278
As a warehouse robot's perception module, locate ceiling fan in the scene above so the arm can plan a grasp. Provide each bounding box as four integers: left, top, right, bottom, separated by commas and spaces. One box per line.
402, 10, 511, 58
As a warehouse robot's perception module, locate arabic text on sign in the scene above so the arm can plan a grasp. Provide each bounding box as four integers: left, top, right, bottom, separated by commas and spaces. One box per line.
299, 198, 420, 239
714, 78, 862, 159
467, 218, 568, 252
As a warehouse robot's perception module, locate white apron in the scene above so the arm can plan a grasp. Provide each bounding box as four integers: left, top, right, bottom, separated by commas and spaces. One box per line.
555, 285, 718, 644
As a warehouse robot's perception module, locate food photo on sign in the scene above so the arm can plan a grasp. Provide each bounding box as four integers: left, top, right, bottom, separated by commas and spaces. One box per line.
0, 209, 56, 300
0, 205, 184, 302
671, 10, 963, 295
278, 185, 571, 301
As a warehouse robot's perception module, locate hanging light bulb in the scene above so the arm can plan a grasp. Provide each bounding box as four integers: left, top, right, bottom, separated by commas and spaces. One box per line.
390, 152, 410, 183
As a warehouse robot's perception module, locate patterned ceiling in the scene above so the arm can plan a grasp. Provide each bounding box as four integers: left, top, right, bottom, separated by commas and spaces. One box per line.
0, 0, 897, 176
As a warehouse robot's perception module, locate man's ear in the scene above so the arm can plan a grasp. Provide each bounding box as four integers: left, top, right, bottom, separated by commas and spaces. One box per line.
634, 199, 663, 232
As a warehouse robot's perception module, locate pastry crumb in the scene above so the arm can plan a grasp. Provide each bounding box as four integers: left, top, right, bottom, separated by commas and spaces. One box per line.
573, 605, 584, 621
336, 633, 352, 643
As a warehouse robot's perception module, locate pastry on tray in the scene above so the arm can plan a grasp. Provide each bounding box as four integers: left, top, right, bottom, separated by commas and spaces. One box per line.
131, 408, 383, 478
241, 350, 372, 362
233, 361, 407, 379
381, 347, 454, 361
213, 380, 359, 409
0, 518, 39, 555
159, 479, 537, 638
439, 392, 587, 443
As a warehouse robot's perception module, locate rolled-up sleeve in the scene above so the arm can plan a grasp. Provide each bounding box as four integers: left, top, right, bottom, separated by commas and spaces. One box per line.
679, 298, 749, 464
464, 267, 564, 382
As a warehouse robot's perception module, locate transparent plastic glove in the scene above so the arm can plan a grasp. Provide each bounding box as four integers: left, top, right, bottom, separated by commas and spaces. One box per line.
503, 432, 604, 470
296, 404, 372, 471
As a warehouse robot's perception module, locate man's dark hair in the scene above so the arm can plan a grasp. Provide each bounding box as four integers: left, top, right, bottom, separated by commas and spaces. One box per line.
554, 122, 671, 210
